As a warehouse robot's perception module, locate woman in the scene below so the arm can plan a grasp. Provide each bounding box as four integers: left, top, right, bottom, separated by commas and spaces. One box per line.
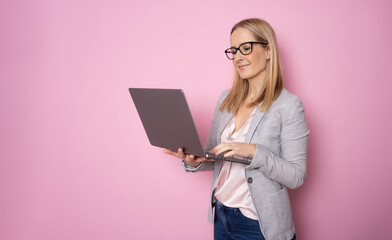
164, 18, 309, 240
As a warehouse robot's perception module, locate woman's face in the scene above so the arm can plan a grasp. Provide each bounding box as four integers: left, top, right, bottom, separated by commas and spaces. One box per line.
230, 27, 270, 82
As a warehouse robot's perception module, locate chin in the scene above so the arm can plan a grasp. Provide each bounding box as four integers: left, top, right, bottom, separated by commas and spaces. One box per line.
237, 68, 255, 79
238, 73, 253, 80
238, 69, 265, 81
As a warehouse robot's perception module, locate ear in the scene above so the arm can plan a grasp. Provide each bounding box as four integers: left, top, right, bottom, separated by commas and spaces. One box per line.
266, 45, 271, 60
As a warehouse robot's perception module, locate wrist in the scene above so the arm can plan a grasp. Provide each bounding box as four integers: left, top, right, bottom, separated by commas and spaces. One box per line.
182, 160, 202, 171
185, 161, 201, 167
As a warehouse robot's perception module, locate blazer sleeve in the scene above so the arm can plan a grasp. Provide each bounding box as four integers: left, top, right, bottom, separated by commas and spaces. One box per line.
245, 96, 309, 189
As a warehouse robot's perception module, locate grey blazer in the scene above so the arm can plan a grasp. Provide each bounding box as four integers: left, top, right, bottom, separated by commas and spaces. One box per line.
183, 88, 309, 240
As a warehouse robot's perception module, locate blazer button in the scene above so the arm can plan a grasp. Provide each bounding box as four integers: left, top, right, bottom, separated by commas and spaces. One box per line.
248, 177, 253, 183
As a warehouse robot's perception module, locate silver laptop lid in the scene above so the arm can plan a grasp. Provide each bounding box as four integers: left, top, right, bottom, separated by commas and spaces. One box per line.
129, 88, 206, 157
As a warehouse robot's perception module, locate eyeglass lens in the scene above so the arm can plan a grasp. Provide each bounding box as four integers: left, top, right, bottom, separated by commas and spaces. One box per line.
225, 43, 253, 60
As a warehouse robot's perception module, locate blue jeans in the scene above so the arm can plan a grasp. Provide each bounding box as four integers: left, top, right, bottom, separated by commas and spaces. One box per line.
214, 200, 265, 240
214, 200, 296, 240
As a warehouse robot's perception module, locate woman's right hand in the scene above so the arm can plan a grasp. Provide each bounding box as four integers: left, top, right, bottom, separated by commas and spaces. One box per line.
163, 148, 214, 167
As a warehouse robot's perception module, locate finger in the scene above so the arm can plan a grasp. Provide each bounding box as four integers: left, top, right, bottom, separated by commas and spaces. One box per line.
163, 149, 179, 157
209, 143, 228, 155
178, 148, 185, 159
208, 146, 217, 154
203, 158, 216, 162
223, 150, 236, 158
214, 144, 234, 156
184, 155, 200, 166
185, 154, 195, 162
163, 149, 170, 154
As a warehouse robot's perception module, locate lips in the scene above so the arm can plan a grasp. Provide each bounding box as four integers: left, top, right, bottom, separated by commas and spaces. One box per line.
237, 64, 249, 70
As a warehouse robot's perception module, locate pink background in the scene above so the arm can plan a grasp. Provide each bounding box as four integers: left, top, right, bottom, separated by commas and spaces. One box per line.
1, 0, 391, 239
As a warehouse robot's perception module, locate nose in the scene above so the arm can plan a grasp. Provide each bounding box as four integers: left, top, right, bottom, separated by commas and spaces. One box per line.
234, 52, 244, 62
233, 47, 247, 60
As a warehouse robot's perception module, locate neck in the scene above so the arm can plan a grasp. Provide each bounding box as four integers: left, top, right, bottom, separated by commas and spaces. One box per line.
247, 72, 266, 100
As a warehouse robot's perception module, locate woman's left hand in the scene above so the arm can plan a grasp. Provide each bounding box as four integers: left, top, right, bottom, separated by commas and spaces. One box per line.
209, 142, 256, 159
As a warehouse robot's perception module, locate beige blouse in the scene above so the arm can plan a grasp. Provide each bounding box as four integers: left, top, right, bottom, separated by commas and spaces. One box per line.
213, 109, 258, 220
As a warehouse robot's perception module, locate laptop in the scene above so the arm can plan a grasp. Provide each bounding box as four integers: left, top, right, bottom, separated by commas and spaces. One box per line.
129, 88, 251, 165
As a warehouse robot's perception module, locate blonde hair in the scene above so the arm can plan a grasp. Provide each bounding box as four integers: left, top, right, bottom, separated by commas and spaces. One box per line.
219, 18, 283, 113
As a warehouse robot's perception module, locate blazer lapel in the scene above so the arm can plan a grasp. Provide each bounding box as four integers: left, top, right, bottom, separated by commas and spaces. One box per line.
212, 111, 233, 176
216, 107, 266, 144
245, 107, 265, 143
216, 111, 233, 144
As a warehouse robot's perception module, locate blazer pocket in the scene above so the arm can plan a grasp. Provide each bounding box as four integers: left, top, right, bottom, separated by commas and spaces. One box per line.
271, 188, 294, 233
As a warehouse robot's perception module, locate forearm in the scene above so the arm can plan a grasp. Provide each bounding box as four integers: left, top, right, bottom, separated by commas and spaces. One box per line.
246, 131, 308, 189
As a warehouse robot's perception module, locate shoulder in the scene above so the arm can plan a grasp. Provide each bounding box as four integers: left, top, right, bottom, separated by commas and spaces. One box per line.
273, 89, 304, 108
270, 89, 306, 120
211, 89, 231, 117
275, 88, 302, 104
217, 88, 231, 105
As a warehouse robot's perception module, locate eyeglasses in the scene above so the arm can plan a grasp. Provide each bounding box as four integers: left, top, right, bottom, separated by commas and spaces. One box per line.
224, 41, 268, 60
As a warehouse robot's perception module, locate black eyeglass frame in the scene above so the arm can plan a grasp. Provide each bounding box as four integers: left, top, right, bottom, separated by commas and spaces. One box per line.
224, 41, 269, 60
